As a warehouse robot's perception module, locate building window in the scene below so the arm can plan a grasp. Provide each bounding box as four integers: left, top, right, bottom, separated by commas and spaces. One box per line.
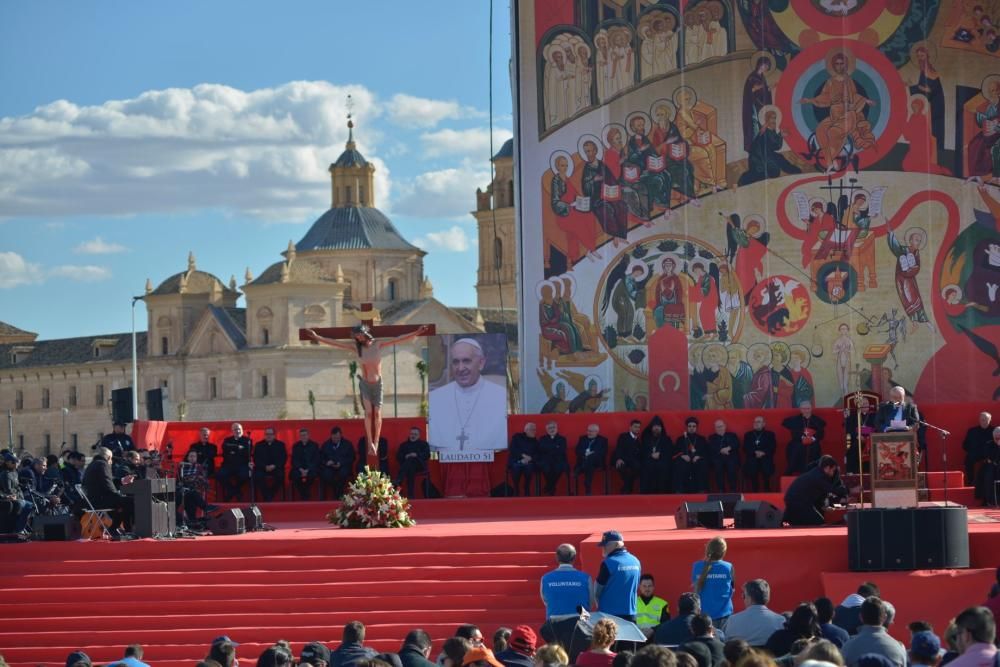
507, 180, 514, 206
94, 347, 100, 358
44, 433, 51, 452
360, 185, 367, 205
68, 385, 78, 408
344, 280, 352, 302
14, 390, 23, 411
262, 328, 270, 345
210, 376, 218, 399
261, 374, 269, 397
493, 238, 503, 270
71, 433, 78, 449
161, 336, 169, 355
17, 434, 23, 450
345, 185, 352, 203
96, 384, 105, 406
388, 278, 398, 302
42, 388, 50, 409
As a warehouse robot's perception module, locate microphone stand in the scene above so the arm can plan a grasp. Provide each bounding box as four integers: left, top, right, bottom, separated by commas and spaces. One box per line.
918, 420, 951, 506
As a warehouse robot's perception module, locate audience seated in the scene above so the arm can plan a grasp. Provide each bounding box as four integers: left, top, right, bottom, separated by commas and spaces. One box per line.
815, 597, 850, 648
725, 580, 786, 647
655, 592, 703, 646
765, 603, 821, 657
685, 613, 725, 667
835, 583, 880, 636
331, 621, 379, 667
840, 598, 907, 667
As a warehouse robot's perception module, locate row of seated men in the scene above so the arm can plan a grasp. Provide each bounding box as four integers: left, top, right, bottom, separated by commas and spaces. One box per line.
505, 405, 829, 496
963, 411, 1000, 506
186, 423, 432, 502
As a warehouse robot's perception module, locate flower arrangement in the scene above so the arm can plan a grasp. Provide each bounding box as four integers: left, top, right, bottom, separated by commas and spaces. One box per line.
327, 468, 416, 529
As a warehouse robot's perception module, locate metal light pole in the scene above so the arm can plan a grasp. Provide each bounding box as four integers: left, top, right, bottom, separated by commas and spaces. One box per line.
131, 296, 144, 421
61, 406, 68, 450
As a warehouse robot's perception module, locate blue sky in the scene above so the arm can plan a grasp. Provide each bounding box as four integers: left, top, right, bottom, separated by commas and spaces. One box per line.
0, 1, 513, 339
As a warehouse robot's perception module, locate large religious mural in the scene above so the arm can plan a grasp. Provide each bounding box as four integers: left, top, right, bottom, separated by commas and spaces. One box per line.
517, 0, 1000, 413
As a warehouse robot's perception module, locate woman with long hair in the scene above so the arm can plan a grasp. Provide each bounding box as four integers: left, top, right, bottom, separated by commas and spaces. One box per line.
691, 536, 735, 627
575, 618, 618, 667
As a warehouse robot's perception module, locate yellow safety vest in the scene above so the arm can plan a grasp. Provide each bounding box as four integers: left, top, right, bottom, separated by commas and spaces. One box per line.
636, 595, 669, 628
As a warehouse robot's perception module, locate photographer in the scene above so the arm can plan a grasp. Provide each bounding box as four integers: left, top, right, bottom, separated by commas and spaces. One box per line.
177, 450, 215, 526
83, 446, 134, 534
1, 451, 33, 535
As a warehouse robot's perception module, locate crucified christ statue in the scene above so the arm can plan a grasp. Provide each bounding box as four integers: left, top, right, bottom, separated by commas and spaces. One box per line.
305, 323, 431, 465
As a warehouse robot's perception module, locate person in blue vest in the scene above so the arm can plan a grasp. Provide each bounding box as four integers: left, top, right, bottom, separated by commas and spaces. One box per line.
540, 543, 593, 618
595, 530, 642, 622
691, 536, 734, 629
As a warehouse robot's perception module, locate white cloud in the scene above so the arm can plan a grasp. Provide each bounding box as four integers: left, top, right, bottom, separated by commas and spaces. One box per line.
419, 127, 513, 159
0, 81, 386, 221
386, 94, 485, 129
48, 265, 112, 282
74, 236, 126, 254
0, 251, 42, 288
0, 251, 110, 287
413, 225, 472, 252
392, 165, 490, 219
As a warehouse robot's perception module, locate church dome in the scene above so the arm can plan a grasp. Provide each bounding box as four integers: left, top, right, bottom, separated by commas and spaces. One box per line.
297, 206, 420, 253
149, 253, 239, 296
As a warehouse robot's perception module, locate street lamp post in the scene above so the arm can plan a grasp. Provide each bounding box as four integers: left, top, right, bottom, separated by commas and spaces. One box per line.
131, 296, 144, 421
61, 406, 68, 451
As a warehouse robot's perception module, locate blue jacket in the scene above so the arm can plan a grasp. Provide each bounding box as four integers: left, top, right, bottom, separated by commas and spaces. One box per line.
542, 564, 592, 617
598, 547, 641, 617
331, 642, 378, 667
691, 559, 734, 620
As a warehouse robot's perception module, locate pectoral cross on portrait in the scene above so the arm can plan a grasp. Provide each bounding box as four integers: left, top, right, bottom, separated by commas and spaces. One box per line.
456, 429, 470, 451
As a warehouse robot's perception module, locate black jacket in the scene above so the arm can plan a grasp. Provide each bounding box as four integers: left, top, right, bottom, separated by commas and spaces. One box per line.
613, 432, 642, 468
82, 457, 124, 507
321, 438, 355, 472
784, 464, 847, 511
509, 432, 540, 467
641, 419, 672, 464
495, 650, 534, 667
398, 646, 436, 667
654, 613, 696, 646
709, 432, 741, 464
0, 468, 22, 501
220, 436, 252, 468
539, 434, 568, 465
687, 636, 725, 667
874, 401, 919, 432
963, 425, 994, 464
397, 439, 430, 465
832, 604, 863, 636
673, 433, 709, 462
743, 429, 776, 460
291, 440, 320, 475
101, 433, 134, 458
188, 442, 218, 475
575, 435, 608, 468
781, 414, 826, 444
254, 439, 287, 471
330, 642, 378, 667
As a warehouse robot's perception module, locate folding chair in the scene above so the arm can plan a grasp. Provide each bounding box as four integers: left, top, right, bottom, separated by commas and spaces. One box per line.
74, 484, 114, 540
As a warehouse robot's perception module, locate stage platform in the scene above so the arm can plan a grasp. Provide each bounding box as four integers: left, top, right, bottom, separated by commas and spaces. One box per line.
1, 495, 997, 667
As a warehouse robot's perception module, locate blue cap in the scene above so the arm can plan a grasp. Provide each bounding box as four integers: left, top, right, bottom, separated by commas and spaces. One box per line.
598, 530, 624, 546
1, 450, 17, 464
910, 631, 941, 658
213, 634, 239, 647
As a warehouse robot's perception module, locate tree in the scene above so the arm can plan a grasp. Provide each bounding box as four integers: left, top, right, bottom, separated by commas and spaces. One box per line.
348, 360, 361, 417
308, 389, 316, 420
416, 359, 429, 418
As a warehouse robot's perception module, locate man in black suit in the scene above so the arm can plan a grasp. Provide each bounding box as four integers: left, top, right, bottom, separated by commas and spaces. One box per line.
640, 416, 671, 493
782, 402, 826, 475
742, 416, 776, 491
290, 428, 320, 500
783, 455, 847, 526
574, 423, 608, 495
672, 417, 710, 493
217, 422, 252, 502
685, 613, 725, 666
874, 386, 919, 432
612, 419, 643, 494
508, 423, 540, 496
187, 427, 218, 476
253, 427, 287, 502
709, 419, 741, 492
844, 399, 877, 474
975, 426, 1000, 507
538, 421, 569, 495
82, 446, 134, 533
320, 426, 355, 499
962, 411, 993, 485
396, 426, 431, 498
654, 593, 702, 646
100, 422, 134, 461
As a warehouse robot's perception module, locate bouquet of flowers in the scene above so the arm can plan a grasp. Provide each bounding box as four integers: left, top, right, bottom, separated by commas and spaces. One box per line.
327, 468, 416, 529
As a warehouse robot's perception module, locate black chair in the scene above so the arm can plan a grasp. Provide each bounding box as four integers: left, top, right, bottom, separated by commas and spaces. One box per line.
573, 462, 611, 495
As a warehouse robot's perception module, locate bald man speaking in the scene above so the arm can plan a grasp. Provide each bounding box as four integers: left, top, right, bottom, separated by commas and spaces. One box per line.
428, 336, 508, 454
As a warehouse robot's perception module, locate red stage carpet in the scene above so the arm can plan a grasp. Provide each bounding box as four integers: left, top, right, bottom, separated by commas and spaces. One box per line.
1, 497, 997, 667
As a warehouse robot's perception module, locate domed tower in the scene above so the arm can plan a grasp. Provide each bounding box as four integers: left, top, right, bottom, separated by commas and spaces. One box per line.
474, 138, 517, 309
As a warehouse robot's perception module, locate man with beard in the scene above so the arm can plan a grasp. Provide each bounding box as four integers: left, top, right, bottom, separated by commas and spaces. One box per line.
396, 426, 431, 498
738, 108, 801, 185
580, 139, 629, 247
640, 416, 672, 493
612, 419, 643, 494
673, 417, 710, 492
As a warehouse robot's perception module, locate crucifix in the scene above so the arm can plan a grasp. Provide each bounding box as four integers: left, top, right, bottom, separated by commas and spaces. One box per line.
456, 430, 470, 451
301, 302, 436, 469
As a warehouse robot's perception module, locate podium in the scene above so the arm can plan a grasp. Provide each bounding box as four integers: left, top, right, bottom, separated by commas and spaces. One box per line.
123, 477, 176, 538
868, 431, 918, 507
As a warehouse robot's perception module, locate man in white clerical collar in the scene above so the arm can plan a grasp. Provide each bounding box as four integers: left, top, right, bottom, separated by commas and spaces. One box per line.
428, 337, 508, 454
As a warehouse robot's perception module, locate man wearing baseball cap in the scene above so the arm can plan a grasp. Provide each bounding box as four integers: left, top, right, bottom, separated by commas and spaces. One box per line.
496, 625, 536, 667
302, 641, 332, 667
1, 450, 33, 535
101, 421, 134, 460
908, 631, 941, 667
595, 529, 642, 622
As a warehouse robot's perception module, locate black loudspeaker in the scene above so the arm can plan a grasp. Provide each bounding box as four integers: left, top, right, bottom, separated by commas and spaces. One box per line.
241, 505, 263, 531
707, 493, 745, 518
111, 388, 134, 424
733, 500, 783, 529
676, 501, 725, 529
33, 515, 79, 541
146, 388, 164, 421
847, 507, 969, 571
209, 508, 246, 535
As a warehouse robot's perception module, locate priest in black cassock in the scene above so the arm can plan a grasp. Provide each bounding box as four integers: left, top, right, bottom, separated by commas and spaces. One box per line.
782, 402, 825, 475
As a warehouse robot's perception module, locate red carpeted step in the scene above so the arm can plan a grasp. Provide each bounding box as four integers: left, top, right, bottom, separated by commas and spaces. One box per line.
925, 486, 977, 504
4, 550, 553, 575
0, 593, 542, 619
7, 607, 544, 633
0, 563, 549, 589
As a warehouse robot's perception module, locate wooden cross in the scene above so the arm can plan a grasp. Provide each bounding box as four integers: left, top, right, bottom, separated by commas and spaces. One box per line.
298, 302, 437, 341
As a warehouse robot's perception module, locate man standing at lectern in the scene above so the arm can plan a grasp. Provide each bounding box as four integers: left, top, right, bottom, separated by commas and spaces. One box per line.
875, 386, 919, 433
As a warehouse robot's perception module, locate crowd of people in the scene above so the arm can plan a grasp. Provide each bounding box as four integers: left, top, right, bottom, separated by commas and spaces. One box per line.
14, 535, 998, 667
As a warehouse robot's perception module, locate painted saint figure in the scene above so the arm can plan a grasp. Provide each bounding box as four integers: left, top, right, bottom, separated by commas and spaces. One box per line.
739, 106, 802, 186
887, 230, 934, 333
549, 152, 600, 263
833, 322, 855, 397
580, 138, 629, 246
742, 56, 773, 152
653, 256, 686, 329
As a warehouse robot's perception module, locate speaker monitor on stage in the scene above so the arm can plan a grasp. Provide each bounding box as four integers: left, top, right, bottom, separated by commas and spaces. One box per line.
209, 508, 246, 535
242, 505, 264, 532
111, 388, 134, 424
847, 506, 969, 571
707, 493, 745, 519
676, 501, 725, 529
33, 515, 79, 541
733, 500, 782, 529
